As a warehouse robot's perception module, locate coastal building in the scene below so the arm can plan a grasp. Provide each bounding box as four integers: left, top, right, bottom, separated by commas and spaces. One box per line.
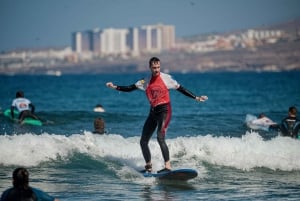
71, 24, 175, 57
91, 29, 101, 54
242, 29, 283, 40
158, 24, 175, 50
127, 27, 139, 56
71, 32, 82, 53
138, 24, 175, 53
71, 31, 93, 53
100, 28, 128, 55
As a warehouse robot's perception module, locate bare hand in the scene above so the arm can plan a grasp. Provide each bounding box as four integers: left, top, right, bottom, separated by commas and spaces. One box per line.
106, 82, 117, 89
196, 96, 208, 102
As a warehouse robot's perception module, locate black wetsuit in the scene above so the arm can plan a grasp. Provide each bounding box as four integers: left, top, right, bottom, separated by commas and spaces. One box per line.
1, 187, 55, 201
141, 103, 171, 163
115, 73, 198, 165
280, 116, 300, 139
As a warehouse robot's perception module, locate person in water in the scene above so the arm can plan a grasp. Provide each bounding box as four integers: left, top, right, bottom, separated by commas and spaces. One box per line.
93, 117, 105, 134
106, 57, 208, 173
257, 113, 278, 128
93, 104, 105, 112
279, 106, 300, 139
1, 167, 59, 201
11, 91, 39, 123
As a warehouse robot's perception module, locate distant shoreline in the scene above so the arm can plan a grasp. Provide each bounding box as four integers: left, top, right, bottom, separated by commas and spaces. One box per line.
1, 40, 299, 75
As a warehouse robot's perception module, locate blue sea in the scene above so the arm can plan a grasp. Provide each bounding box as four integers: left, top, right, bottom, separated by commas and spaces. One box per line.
1, 72, 300, 200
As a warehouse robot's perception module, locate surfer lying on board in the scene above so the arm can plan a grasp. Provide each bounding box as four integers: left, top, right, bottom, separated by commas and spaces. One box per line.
11, 91, 40, 123
248, 113, 278, 131
106, 57, 208, 173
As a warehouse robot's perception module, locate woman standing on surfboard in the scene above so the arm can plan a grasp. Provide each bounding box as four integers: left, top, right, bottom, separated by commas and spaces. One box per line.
106, 57, 208, 173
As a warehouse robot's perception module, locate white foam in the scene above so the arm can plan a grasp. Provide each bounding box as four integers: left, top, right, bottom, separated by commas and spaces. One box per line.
169, 131, 300, 171
0, 131, 299, 171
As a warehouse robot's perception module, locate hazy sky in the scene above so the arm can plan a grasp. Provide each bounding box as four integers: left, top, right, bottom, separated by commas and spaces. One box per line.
1, 0, 300, 52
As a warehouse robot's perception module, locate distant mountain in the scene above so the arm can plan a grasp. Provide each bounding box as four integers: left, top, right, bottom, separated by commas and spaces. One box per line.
261, 17, 300, 32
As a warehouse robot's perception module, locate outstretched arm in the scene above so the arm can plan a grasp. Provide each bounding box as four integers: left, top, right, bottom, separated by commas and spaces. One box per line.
177, 85, 208, 102
106, 82, 138, 92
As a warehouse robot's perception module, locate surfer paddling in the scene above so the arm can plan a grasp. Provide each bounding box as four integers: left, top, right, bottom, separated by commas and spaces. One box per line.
11, 91, 40, 123
1, 167, 59, 201
106, 57, 208, 173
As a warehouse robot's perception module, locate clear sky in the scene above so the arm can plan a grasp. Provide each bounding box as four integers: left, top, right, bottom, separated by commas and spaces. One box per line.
0, 0, 300, 52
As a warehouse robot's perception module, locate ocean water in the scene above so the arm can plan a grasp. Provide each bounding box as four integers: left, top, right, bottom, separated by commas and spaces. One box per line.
0, 72, 300, 200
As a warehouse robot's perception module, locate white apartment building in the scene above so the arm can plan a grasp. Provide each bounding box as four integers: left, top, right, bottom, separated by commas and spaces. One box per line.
138, 24, 175, 53
72, 32, 82, 54
100, 28, 128, 55
71, 24, 175, 56
157, 24, 175, 50
127, 27, 140, 56
242, 29, 283, 40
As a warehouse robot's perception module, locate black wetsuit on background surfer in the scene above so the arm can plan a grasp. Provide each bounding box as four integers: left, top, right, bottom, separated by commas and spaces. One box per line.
106, 57, 208, 173
279, 106, 300, 139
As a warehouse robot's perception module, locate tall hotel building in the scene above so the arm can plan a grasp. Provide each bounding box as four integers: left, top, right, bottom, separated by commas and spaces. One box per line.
72, 24, 175, 56
127, 27, 139, 56
71, 32, 82, 53
71, 31, 93, 54
100, 28, 128, 55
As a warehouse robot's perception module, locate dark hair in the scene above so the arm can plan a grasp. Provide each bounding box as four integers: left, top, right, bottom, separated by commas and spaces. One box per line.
6, 167, 37, 201
149, 57, 160, 67
258, 113, 265, 118
289, 106, 297, 116
13, 167, 30, 189
16, 91, 24, 98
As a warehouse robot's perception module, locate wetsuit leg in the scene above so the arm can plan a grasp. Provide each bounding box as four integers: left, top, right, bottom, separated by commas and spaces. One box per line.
19, 110, 39, 122
156, 104, 172, 162
19, 111, 28, 122
140, 111, 157, 163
